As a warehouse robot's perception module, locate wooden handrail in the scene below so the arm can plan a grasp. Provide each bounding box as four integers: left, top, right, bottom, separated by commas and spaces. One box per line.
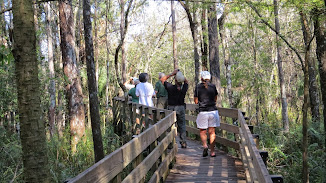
238, 111, 273, 183
68, 99, 177, 183
69, 97, 276, 183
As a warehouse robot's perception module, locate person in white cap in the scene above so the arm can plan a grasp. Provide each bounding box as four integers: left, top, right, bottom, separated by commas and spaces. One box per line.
160, 69, 188, 148
124, 77, 138, 90
194, 71, 220, 157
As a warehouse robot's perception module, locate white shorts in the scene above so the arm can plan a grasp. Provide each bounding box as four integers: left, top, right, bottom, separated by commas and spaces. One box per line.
196, 110, 220, 129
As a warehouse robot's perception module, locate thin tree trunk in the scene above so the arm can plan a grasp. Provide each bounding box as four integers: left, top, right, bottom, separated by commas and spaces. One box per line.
301, 11, 310, 181
178, 0, 200, 84
201, 6, 208, 71
46, 1, 56, 137
274, 0, 289, 132
301, 12, 320, 131
120, 0, 126, 83
114, 0, 134, 92
218, 9, 232, 108
12, 0, 50, 181
105, 0, 111, 125
208, 4, 221, 107
94, 0, 99, 89
313, 6, 326, 146
59, 0, 86, 153
171, 0, 178, 69
83, 0, 104, 162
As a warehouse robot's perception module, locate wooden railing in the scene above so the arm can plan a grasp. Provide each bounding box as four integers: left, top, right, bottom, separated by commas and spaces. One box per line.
68, 97, 282, 183
68, 97, 178, 183
184, 103, 282, 183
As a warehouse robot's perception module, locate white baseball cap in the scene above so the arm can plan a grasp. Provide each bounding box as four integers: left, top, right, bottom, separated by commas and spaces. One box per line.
200, 71, 211, 80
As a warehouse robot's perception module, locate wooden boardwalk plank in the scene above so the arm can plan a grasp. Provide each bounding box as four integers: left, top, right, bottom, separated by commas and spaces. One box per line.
165, 139, 245, 183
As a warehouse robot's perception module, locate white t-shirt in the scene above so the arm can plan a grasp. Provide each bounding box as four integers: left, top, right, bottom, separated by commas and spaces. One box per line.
136, 82, 156, 107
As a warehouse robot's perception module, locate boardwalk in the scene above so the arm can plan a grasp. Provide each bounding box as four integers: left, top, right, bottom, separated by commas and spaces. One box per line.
165, 138, 246, 183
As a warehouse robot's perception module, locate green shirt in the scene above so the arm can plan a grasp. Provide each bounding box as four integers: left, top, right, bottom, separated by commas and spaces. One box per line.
128, 87, 139, 103
155, 81, 168, 98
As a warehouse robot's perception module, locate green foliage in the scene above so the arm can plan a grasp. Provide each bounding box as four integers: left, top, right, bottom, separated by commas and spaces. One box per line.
258, 122, 326, 182
0, 127, 23, 183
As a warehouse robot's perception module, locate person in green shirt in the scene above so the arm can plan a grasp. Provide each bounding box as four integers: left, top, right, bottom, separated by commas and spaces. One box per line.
128, 78, 140, 103
155, 72, 168, 109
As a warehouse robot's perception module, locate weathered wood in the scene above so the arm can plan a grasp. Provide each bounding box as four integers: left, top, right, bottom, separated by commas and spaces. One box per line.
148, 145, 178, 183
185, 126, 240, 150
122, 127, 177, 183
238, 111, 272, 183
69, 112, 176, 183
165, 139, 246, 183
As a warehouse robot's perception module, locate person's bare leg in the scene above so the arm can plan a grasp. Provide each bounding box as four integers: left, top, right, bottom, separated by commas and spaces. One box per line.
208, 127, 216, 156
200, 129, 208, 148
200, 129, 208, 156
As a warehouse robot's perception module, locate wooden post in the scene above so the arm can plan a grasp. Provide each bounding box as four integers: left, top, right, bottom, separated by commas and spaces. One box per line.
144, 107, 149, 129
270, 175, 283, 183
248, 125, 254, 134
259, 150, 268, 166
252, 134, 260, 149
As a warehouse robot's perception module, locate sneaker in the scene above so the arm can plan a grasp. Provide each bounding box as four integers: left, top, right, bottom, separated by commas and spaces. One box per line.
203, 147, 208, 157
181, 142, 187, 148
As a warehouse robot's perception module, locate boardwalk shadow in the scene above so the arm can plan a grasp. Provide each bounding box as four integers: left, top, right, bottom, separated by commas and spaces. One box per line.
165, 138, 245, 183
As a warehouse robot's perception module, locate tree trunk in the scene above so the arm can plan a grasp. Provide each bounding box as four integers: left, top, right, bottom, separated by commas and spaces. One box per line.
274, 0, 289, 132
208, 4, 221, 107
178, 1, 200, 84
218, 9, 232, 108
83, 0, 104, 162
301, 11, 310, 181
46, 1, 56, 137
114, 0, 134, 92
171, 0, 178, 69
105, 0, 112, 125
301, 12, 320, 131
94, 0, 99, 89
59, 0, 86, 153
313, 6, 326, 146
201, 6, 208, 71
12, 0, 50, 181
120, 0, 127, 83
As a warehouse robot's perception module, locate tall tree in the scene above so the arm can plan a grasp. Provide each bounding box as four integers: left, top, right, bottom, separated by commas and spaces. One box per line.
12, 0, 50, 181
313, 3, 326, 145
46, 1, 56, 137
218, 5, 232, 108
120, 0, 127, 83
171, 0, 178, 69
300, 11, 313, 183
59, 0, 86, 152
83, 0, 104, 162
114, 0, 134, 92
201, 5, 208, 71
178, 0, 200, 84
274, 0, 289, 132
300, 10, 320, 130
208, 4, 221, 106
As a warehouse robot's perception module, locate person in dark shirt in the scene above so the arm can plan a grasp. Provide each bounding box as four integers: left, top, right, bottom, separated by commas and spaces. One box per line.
194, 71, 220, 157
154, 72, 168, 109
160, 69, 188, 148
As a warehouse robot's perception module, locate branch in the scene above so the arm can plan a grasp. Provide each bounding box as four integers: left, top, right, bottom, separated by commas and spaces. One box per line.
114, 0, 134, 92
246, 1, 304, 68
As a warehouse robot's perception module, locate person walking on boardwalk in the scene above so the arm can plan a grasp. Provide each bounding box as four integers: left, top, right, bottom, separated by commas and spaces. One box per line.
136, 73, 156, 107
160, 69, 188, 148
194, 71, 220, 157
155, 72, 168, 109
